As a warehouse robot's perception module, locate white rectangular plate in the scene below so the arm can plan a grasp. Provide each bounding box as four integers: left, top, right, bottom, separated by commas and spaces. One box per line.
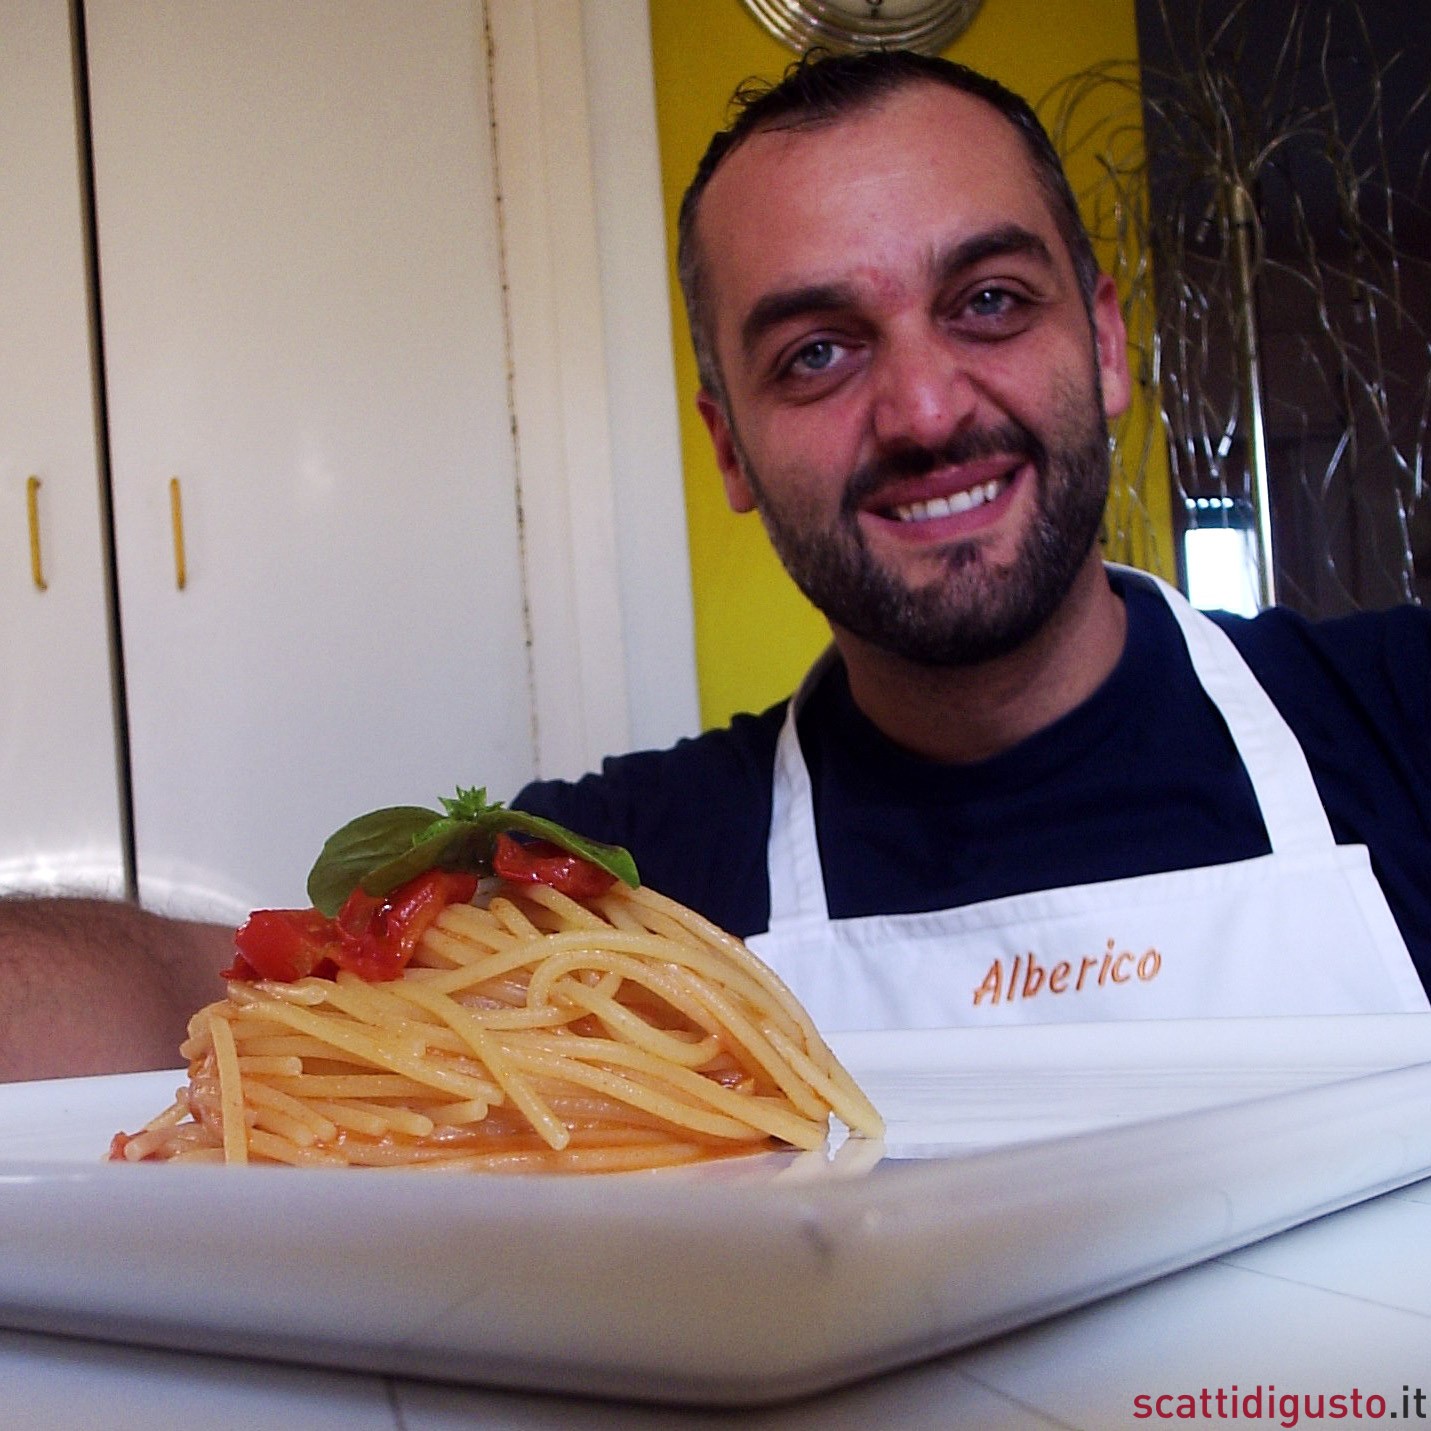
3, 1013, 1431, 1407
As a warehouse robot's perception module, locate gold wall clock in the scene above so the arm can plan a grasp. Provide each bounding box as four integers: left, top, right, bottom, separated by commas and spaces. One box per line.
738, 0, 985, 56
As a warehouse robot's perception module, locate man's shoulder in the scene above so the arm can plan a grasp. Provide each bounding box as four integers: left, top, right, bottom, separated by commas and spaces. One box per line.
1210, 596, 1431, 652
511, 702, 789, 937
515, 702, 787, 826
1201, 598, 1431, 802
1210, 600, 1431, 720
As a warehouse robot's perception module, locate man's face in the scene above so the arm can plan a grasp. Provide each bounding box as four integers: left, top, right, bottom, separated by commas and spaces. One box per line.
694, 83, 1131, 666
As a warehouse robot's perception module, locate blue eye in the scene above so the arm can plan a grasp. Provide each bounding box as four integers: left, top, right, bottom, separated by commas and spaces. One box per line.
792, 339, 840, 373
968, 286, 1014, 316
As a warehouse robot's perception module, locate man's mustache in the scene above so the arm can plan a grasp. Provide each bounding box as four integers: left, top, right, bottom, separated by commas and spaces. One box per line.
842, 422, 1045, 516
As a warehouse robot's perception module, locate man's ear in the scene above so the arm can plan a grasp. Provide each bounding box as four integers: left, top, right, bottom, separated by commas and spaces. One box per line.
697, 390, 758, 514
1090, 274, 1132, 422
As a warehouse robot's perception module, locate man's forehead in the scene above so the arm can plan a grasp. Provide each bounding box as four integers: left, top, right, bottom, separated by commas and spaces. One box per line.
703, 87, 1044, 239
696, 83, 1056, 291
711, 82, 1027, 188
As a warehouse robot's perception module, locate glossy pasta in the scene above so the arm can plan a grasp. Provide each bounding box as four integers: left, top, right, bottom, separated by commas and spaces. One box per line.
111, 879, 883, 1172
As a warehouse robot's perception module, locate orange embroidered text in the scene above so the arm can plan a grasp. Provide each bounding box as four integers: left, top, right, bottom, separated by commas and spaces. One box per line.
972, 939, 1163, 1006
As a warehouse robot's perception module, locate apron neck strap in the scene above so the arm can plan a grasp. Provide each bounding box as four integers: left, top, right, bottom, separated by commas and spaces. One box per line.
766, 571, 1337, 927
1111, 565, 1335, 853
767, 649, 837, 924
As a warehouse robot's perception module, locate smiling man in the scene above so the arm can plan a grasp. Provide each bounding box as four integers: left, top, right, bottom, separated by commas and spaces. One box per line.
515, 50, 1431, 1030
4, 50, 1431, 1081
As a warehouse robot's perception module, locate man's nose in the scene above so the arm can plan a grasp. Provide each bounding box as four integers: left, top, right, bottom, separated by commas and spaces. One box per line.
869, 329, 978, 453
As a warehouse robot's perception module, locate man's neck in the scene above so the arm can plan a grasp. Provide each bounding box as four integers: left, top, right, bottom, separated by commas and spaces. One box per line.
831, 557, 1128, 765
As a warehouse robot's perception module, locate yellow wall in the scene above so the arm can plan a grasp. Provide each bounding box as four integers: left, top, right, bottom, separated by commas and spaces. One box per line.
650, 0, 1172, 729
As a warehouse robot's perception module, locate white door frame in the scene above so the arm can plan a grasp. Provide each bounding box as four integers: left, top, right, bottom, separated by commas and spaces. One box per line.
487, 0, 698, 781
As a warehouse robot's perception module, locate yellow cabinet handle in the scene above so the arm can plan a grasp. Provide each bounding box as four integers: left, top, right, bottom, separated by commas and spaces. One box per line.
26, 476, 47, 591
170, 476, 187, 591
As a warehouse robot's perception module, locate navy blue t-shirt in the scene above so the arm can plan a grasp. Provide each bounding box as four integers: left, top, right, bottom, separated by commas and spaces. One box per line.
515, 572, 1431, 994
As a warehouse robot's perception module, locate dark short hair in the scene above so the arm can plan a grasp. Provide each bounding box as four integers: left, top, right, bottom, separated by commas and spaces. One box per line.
677, 49, 1101, 404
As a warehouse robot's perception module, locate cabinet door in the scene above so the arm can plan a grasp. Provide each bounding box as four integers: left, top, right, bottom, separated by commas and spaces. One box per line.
84, 0, 534, 918
0, 0, 126, 895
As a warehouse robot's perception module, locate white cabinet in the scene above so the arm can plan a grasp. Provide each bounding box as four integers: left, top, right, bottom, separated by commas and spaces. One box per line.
1, 0, 698, 921
82, 0, 534, 919
0, 0, 127, 897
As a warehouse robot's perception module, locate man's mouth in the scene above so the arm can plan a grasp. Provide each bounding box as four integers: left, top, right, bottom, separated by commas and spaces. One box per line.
889, 475, 1010, 524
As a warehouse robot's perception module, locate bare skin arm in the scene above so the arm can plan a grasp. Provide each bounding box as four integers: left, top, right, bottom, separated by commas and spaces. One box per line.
0, 897, 233, 1083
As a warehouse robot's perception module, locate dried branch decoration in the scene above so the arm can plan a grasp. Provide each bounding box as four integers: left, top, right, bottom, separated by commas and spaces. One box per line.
1044, 0, 1430, 614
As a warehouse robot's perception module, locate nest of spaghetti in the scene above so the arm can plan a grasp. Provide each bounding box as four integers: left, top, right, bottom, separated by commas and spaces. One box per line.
111, 879, 883, 1173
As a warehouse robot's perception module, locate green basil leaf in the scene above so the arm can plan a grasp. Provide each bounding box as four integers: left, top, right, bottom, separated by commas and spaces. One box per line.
476, 808, 640, 888
306, 805, 441, 916
304, 785, 641, 917
439, 785, 491, 821
356, 820, 497, 900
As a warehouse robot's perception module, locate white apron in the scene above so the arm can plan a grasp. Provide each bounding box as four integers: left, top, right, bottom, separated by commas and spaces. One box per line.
748, 569, 1429, 1031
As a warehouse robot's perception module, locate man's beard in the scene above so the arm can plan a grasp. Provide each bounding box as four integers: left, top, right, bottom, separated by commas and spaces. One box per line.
734, 382, 1112, 668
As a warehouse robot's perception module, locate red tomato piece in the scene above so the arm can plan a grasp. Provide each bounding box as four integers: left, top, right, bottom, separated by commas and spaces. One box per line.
330, 869, 480, 982
491, 832, 616, 898
224, 871, 477, 984
226, 907, 342, 982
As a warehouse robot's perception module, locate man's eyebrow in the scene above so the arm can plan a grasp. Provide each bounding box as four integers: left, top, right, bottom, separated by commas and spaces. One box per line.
740, 282, 856, 361
932, 224, 1055, 284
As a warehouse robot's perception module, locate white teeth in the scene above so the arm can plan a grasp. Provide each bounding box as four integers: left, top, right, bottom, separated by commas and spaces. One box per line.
893, 478, 1004, 523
